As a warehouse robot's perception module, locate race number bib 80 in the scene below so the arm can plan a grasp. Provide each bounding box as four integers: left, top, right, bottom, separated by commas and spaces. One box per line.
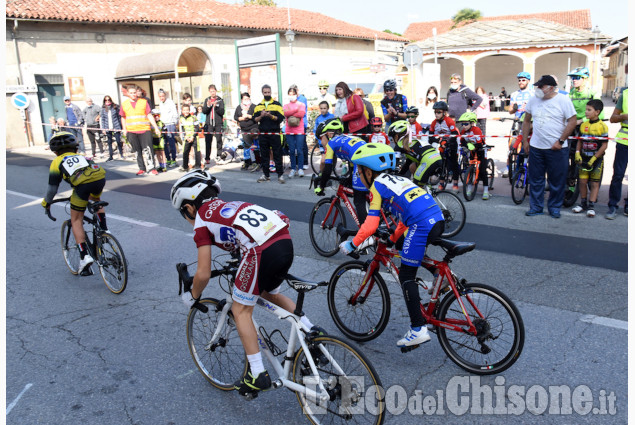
62, 155, 89, 176
375, 173, 417, 196
233, 205, 287, 245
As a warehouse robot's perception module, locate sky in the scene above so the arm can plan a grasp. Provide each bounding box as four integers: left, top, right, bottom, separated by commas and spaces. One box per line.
218, 0, 629, 39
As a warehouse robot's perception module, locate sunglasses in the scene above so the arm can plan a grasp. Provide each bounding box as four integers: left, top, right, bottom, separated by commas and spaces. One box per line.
570, 76, 582, 80
319, 86, 328, 89
407, 115, 417, 118
373, 125, 382, 128
434, 110, 444, 114
385, 89, 396, 92
459, 122, 471, 126
518, 78, 528, 82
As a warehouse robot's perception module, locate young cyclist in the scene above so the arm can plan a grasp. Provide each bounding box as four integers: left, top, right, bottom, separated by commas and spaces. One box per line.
42, 132, 107, 275
179, 104, 202, 172
172, 170, 322, 395
405, 106, 425, 139
151, 110, 167, 172
313, 118, 369, 224
457, 111, 490, 200
369, 117, 389, 145
339, 143, 444, 348
429, 101, 460, 192
572, 99, 609, 217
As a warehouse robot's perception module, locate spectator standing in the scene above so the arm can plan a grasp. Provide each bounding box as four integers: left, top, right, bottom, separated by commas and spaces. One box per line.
314, 101, 335, 139
290, 84, 310, 170
500, 87, 508, 108
421, 86, 438, 124
234, 92, 258, 170
522, 75, 577, 218
157, 89, 179, 169
474, 86, 490, 136
83, 97, 103, 158
100, 96, 123, 161
253, 84, 286, 184
606, 85, 628, 219
53, 117, 66, 137
510, 73, 533, 120
63, 96, 85, 153
380, 79, 408, 128
334, 81, 369, 137
120, 85, 160, 175
283, 87, 307, 177
179, 104, 201, 171
354, 88, 375, 121
317, 80, 336, 111
202, 84, 226, 164
446, 74, 482, 120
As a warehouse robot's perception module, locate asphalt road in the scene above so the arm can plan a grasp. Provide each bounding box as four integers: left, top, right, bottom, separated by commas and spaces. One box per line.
5, 150, 629, 424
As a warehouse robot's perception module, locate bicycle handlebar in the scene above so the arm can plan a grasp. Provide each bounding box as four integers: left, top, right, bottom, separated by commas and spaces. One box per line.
45, 197, 71, 222
176, 260, 239, 313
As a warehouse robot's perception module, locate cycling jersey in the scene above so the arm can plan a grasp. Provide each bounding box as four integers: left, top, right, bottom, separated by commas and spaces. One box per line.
370, 132, 390, 145
323, 134, 367, 191
406, 143, 442, 186
381, 94, 408, 127
459, 125, 485, 149
429, 116, 458, 137
569, 87, 604, 120
409, 122, 425, 138
510, 88, 533, 120
579, 119, 609, 157
48, 153, 106, 187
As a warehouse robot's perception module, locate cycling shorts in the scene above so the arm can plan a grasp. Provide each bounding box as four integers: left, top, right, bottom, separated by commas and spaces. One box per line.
232, 235, 293, 306
70, 178, 106, 212
578, 158, 604, 182
152, 137, 164, 150
400, 211, 445, 267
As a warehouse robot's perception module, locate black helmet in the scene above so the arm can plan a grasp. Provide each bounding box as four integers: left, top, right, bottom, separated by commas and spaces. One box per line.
432, 101, 448, 111
49, 131, 78, 152
383, 79, 397, 92
406, 106, 419, 116
316, 118, 344, 139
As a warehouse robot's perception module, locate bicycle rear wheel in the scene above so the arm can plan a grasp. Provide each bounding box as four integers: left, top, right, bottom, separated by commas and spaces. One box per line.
487, 159, 495, 189
96, 232, 128, 294
292, 335, 385, 425
309, 198, 347, 257
507, 151, 518, 184
60, 220, 80, 275
435, 190, 466, 238
511, 168, 528, 205
187, 298, 247, 390
463, 166, 478, 201
327, 261, 390, 342
310, 144, 323, 176
436, 283, 525, 375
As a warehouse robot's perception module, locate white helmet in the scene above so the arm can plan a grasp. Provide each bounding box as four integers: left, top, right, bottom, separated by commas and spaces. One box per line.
170, 170, 221, 214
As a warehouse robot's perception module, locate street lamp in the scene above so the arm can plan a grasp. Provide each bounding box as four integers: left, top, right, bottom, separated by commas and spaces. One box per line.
592, 25, 600, 90
285, 29, 295, 54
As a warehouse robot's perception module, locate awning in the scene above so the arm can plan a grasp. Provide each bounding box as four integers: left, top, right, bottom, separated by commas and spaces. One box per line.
115, 47, 211, 80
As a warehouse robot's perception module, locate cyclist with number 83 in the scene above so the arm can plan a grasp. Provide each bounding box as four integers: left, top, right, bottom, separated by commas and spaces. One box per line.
171, 170, 322, 395
42, 131, 108, 275
339, 143, 445, 349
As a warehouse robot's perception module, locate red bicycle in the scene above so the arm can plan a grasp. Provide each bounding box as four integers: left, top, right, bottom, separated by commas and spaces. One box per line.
328, 226, 524, 375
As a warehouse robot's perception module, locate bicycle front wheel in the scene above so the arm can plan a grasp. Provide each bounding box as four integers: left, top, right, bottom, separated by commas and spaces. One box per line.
511, 168, 528, 205
507, 151, 518, 184
97, 232, 128, 294
310, 144, 323, 176
327, 261, 390, 342
435, 191, 466, 238
563, 166, 580, 208
436, 283, 525, 375
292, 335, 385, 425
60, 220, 80, 275
309, 198, 347, 257
487, 158, 495, 190
187, 298, 247, 390
463, 166, 478, 201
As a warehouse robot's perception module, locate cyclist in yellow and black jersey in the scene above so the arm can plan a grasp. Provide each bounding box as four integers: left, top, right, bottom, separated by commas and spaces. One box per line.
42, 132, 107, 274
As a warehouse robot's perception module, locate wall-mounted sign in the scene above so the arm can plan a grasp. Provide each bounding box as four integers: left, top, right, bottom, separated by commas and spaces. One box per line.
68, 77, 87, 101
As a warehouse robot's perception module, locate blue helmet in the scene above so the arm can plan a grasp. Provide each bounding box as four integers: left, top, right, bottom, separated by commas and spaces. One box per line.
517, 71, 531, 80
351, 143, 396, 172
568, 67, 590, 78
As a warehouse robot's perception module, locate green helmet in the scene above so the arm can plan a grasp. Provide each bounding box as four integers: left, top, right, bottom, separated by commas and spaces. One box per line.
457, 111, 477, 123
316, 118, 344, 139
388, 120, 409, 148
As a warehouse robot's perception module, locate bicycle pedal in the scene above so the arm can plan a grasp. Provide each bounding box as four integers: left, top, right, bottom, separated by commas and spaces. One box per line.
80, 267, 94, 277
240, 390, 259, 401
400, 344, 420, 353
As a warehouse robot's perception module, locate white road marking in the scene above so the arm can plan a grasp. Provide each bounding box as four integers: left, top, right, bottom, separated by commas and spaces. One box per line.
6, 383, 33, 415
7, 190, 158, 227
579, 314, 628, 331
177, 370, 196, 379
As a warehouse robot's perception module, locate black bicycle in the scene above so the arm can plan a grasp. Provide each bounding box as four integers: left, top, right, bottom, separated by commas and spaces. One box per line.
46, 198, 128, 294
511, 154, 529, 205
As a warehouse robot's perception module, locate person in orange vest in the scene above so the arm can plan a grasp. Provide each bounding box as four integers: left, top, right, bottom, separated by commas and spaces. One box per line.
120, 85, 161, 175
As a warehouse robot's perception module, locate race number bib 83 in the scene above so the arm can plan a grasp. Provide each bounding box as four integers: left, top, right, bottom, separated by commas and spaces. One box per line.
232, 205, 287, 245
62, 155, 89, 176
375, 173, 417, 196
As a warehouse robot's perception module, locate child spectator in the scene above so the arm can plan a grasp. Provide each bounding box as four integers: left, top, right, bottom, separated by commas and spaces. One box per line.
369, 117, 389, 144
151, 110, 167, 172
313, 101, 335, 145
179, 104, 201, 171
572, 99, 609, 217
457, 111, 489, 200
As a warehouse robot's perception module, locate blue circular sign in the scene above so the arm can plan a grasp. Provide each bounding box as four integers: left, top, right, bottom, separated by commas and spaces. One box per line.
11, 92, 30, 109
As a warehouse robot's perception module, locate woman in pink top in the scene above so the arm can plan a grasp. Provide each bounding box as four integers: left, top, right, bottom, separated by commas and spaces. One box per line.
475, 86, 490, 136
283, 87, 307, 177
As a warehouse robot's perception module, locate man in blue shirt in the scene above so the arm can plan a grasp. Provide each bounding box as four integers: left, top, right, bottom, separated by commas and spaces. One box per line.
64, 96, 86, 154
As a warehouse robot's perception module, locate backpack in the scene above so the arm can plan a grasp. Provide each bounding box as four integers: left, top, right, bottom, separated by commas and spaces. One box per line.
351, 95, 369, 120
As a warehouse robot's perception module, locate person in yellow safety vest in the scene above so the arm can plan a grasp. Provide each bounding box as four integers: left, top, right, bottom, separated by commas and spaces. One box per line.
606, 85, 628, 219
120, 85, 161, 176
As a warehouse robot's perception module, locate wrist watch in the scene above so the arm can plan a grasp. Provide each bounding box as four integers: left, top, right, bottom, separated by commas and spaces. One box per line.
558, 138, 566, 145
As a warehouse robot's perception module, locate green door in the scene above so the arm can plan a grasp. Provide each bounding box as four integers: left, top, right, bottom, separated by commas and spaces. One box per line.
37, 84, 65, 141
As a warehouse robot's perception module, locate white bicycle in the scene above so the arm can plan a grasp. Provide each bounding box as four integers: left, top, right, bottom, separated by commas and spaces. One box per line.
178, 256, 385, 425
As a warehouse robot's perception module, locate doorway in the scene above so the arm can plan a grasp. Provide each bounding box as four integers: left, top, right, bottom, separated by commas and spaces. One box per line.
36, 76, 65, 141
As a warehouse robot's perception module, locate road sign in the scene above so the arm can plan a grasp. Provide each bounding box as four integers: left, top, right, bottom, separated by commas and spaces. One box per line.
403, 45, 423, 68
370, 64, 386, 73
6, 84, 37, 93
11, 92, 30, 110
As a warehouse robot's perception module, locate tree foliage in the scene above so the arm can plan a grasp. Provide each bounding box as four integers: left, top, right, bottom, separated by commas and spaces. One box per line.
244, 0, 276, 6
451, 8, 482, 28
383, 29, 403, 37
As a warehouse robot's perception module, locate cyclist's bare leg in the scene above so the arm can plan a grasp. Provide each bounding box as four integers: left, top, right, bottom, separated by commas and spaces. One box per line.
70, 209, 87, 245
260, 291, 296, 313
231, 302, 259, 355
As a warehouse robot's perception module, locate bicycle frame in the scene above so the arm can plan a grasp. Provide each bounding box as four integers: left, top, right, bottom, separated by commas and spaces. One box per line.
204, 292, 340, 405
319, 183, 396, 231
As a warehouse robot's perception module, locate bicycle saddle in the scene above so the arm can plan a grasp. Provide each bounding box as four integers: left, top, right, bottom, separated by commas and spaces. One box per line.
430, 238, 476, 257
285, 274, 328, 293
88, 201, 109, 213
